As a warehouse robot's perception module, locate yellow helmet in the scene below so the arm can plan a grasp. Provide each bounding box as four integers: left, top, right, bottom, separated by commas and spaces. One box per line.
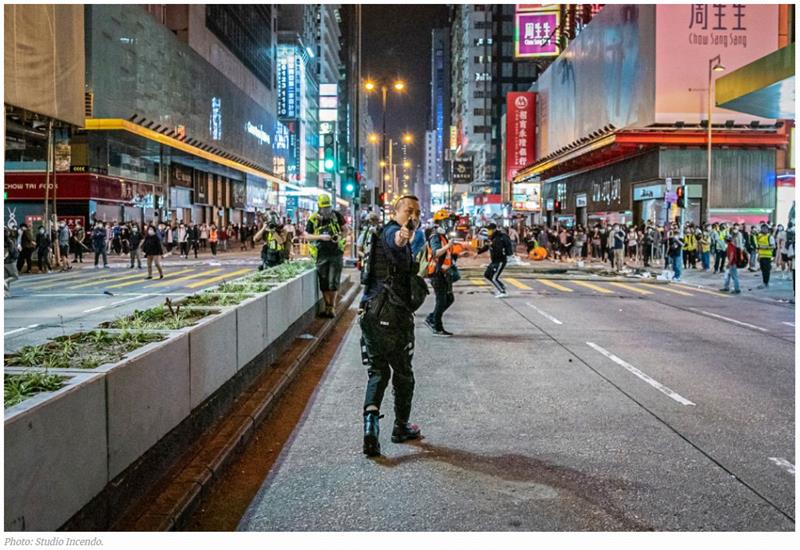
433, 209, 451, 222
317, 194, 332, 208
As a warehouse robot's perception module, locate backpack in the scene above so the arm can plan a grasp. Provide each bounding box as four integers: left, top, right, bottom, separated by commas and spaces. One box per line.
502, 233, 514, 257
736, 248, 749, 269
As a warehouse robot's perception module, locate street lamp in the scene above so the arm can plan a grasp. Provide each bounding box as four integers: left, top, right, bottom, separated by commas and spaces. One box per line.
706, 55, 725, 223
402, 132, 413, 144
364, 76, 407, 220
368, 133, 379, 144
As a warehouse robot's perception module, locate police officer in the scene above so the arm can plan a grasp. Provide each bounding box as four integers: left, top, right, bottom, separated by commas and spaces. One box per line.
306, 194, 347, 318
424, 209, 459, 337
360, 195, 422, 457
255, 213, 287, 269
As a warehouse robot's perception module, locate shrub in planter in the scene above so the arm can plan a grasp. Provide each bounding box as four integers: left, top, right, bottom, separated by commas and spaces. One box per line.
101, 303, 219, 331
216, 281, 274, 294
4, 330, 165, 371
246, 260, 314, 284
179, 292, 253, 307
4, 371, 68, 409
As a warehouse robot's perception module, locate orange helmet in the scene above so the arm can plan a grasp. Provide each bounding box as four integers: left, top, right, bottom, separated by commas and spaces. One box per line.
433, 209, 451, 222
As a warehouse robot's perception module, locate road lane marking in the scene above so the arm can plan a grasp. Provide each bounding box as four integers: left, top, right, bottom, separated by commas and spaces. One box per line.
18, 272, 89, 288
782, 322, 795, 327
506, 277, 532, 290
586, 342, 696, 406
105, 268, 195, 289
146, 268, 223, 288
4, 324, 40, 337
82, 294, 148, 313
676, 284, 731, 298
536, 279, 573, 292
469, 278, 489, 286
654, 285, 695, 297
768, 458, 795, 475
693, 310, 768, 332
526, 302, 562, 325
571, 280, 614, 294
186, 268, 252, 289
608, 282, 653, 295
69, 271, 149, 289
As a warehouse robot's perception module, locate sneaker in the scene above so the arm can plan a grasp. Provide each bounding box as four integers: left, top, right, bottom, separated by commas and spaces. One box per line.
159, 274, 164, 279
103, 265, 110, 269
731, 289, 741, 294
424, 317, 438, 334
756, 284, 767, 289
433, 328, 454, 337
391, 421, 421, 443
719, 288, 730, 292
145, 276, 152, 280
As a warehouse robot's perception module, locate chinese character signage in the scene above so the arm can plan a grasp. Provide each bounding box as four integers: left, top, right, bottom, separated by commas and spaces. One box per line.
505, 92, 536, 184
277, 47, 305, 119
451, 160, 474, 184
515, 10, 561, 58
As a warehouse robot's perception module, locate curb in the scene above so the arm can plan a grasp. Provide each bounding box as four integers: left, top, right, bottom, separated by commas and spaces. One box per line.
128, 280, 361, 531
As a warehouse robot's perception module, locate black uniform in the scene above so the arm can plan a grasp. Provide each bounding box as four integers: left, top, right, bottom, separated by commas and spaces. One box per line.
359, 220, 417, 455
478, 231, 513, 294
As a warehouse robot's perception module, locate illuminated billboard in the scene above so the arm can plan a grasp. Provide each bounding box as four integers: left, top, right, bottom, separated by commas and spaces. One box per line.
515, 9, 561, 58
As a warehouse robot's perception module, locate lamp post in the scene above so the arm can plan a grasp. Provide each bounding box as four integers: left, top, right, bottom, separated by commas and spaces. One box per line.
706, 55, 725, 224
364, 77, 406, 221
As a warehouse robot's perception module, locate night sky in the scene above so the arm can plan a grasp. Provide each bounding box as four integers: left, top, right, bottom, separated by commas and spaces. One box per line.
362, 4, 449, 171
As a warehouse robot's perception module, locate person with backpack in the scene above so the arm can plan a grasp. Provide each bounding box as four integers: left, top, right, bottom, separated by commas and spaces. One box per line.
477, 222, 513, 297
720, 223, 745, 294
423, 210, 459, 337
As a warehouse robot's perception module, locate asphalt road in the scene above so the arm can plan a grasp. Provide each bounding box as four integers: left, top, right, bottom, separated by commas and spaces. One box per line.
3, 254, 260, 352
237, 276, 795, 531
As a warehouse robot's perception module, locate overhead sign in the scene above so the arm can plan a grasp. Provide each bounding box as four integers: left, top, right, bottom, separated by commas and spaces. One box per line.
515, 10, 561, 58
449, 126, 458, 151
505, 92, 536, 183
451, 160, 473, 184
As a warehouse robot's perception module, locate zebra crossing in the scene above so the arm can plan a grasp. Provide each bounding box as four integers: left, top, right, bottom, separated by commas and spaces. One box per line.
458, 276, 731, 302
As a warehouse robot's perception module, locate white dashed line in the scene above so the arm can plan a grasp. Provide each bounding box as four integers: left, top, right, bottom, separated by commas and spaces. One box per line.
526, 302, 563, 325
693, 310, 768, 332
4, 324, 40, 337
782, 322, 795, 327
586, 342, 696, 406
83, 294, 147, 313
768, 457, 795, 476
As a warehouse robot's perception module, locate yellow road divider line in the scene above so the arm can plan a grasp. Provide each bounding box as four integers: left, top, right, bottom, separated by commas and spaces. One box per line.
676, 284, 731, 298
186, 268, 252, 289
571, 280, 614, 294
146, 268, 223, 288
106, 268, 196, 289
469, 278, 489, 286
608, 282, 653, 295
22, 271, 101, 288
536, 279, 573, 292
70, 270, 153, 289
653, 285, 695, 297
506, 277, 532, 290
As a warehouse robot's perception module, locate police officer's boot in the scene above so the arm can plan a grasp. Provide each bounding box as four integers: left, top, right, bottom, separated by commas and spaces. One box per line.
391, 421, 421, 443
363, 411, 382, 457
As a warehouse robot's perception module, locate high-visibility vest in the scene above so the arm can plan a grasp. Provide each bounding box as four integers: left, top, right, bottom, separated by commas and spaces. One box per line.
209, 228, 218, 242
307, 213, 345, 258
427, 234, 452, 276
267, 231, 284, 251
756, 233, 773, 259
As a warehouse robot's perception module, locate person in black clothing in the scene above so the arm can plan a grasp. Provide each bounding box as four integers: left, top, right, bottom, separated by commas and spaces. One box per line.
128, 224, 143, 269
360, 195, 422, 457
188, 223, 200, 258
35, 226, 52, 273
424, 211, 459, 336
16, 223, 35, 273
142, 225, 164, 279
91, 223, 109, 268
477, 223, 513, 296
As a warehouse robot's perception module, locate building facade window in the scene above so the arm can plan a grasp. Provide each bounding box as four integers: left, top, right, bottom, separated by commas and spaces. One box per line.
205, 5, 273, 90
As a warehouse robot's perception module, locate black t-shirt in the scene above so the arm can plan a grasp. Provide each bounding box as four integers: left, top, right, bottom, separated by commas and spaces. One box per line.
306, 211, 345, 258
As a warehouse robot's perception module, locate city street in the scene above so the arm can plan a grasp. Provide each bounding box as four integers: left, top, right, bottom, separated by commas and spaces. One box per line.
235, 277, 794, 531
4, 251, 260, 352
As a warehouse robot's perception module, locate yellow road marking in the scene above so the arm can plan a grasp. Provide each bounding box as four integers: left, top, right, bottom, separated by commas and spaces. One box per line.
146, 268, 223, 288
652, 285, 695, 297
676, 284, 731, 298
20, 273, 89, 288
608, 282, 653, 295
69, 270, 154, 289
105, 268, 195, 289
571, 280, 614, 294
186, 268, 252, 289
469, 278, 489, 286
536, 279, 573, 292
506, 277, 532, 290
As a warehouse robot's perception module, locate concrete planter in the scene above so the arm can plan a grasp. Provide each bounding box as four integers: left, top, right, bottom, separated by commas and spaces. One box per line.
185, 306, 238, 409
4, 371, 107, 532
266, 281, 289, 347
235, 293, 268, 370
301, 269, 321, 314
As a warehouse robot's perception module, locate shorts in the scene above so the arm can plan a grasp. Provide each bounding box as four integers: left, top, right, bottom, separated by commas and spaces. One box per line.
60, 245, 69, 257
316, 253, 343, 291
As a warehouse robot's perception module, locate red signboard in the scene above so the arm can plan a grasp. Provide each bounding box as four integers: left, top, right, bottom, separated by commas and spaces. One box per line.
4, 172, 157, 203
474, 194, 502, 206
505, 92, 536, 184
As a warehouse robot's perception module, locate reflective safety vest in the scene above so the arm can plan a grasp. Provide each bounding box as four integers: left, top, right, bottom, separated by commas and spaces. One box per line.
267, 231, 284, 251
427, 234, 453, 276
307, 213, 345, 258
683, 233, 697, 251
756, 233, 773, 259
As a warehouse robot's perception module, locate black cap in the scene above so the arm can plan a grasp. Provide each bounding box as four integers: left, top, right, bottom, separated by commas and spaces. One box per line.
487, 223, 497, 230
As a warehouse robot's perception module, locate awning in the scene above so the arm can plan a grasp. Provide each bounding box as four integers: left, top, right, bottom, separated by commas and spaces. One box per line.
716, 44, 795, 120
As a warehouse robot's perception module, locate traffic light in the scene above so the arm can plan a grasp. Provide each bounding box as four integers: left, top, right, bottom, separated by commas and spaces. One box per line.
323, 134, 335, 173
343, 166, 356, 198
676, 185, 686, 208
553, 200, 562, 214
378, 192, 387, 207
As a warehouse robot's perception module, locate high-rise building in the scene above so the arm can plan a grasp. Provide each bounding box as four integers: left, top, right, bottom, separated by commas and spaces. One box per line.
429, 27, 451, 190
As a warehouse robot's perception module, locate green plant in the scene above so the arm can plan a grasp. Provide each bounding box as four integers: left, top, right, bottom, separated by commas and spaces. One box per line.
182, 292, 252, 307
103, 301, 216, 331
4, 372, 67, 408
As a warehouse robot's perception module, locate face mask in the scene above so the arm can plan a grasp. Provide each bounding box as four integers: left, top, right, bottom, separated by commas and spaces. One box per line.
319, 207, 332, 218
436, 226, 446, 235
148, 229, 155, 236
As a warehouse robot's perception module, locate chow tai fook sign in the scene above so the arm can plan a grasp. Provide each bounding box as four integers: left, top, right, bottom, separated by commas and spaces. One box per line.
451, 160, 474, 184
505, 92, 536, 184
515, 9, 561, 58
